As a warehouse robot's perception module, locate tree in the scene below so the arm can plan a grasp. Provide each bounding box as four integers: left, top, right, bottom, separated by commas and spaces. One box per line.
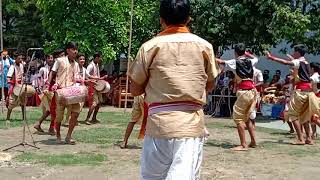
36, 0, 159, 62
3, 0, 45, 50
190, 0, 320, 55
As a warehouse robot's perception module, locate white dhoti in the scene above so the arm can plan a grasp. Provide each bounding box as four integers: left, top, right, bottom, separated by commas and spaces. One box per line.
141, 135, 204, 180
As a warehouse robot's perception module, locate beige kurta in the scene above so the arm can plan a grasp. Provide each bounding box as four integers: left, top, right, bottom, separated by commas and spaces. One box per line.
128, 32, 219, 139
51, 56, 81, 122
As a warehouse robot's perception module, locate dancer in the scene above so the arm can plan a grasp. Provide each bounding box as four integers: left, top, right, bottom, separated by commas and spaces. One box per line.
120, 94, 148, 148
84, 52, 107, 125
266, 44, 315, 145
48, 42, 81, 144
216, 44, 258, 151
64, 53, 91, 126
309, 62, 320, 139
6, 52, 26, 121
34, 54, 55, 133
129, 0, 218, 178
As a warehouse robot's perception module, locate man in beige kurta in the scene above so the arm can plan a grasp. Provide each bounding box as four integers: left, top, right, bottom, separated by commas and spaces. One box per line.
128, 1, 218, 179
49, 42, 80, 144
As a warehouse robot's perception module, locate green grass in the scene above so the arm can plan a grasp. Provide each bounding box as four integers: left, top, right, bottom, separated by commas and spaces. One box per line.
0, 108, 42, 129
97, 112, 131, 126
15, 152, 107, 166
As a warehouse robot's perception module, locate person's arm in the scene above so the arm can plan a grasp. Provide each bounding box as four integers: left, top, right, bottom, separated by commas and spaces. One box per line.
265, 51, 294, 66
128, 47, 149, 96
215, 58, 225, 64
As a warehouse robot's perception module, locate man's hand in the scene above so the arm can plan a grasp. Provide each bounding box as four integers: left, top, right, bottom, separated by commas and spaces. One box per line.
264, 51, 272, 59
101, 75, 108, 80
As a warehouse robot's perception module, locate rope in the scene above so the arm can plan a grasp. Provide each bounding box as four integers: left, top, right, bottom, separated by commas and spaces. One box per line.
124, 0, 135, 113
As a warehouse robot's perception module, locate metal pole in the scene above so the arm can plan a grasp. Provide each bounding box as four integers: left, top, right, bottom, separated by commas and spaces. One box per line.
124, 0, 134, 113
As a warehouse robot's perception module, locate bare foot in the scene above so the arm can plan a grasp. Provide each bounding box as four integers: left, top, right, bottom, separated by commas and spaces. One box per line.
48, 128, 55, 136
65, 138, 76, 145
306, 139, 315, 145
34, 124, 44, 133
231, 145, 248, 151
291, 140, 305, 145
119, 141, 128, 149
90, 119, 101, 124
289, 130, 295, 134
249, 142, 257, 148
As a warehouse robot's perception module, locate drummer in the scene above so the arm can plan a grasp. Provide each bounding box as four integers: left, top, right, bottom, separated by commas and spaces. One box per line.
34, 54, 55, 134
6, 52, 26, 121
84, 51, 108, 125
48, 42, 81, 144
64, 53, 92, 126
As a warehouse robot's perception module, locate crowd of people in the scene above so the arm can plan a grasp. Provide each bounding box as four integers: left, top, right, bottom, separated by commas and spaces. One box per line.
1, 0, 320, 179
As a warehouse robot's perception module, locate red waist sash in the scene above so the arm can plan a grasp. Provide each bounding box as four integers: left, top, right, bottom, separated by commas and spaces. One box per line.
295, 82, 311, 91
238, 80, 255, 90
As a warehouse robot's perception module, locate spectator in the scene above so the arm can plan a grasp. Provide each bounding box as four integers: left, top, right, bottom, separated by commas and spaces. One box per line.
269, 74, 281, 87
275, 69, 285, 85
0, 50, 14, 101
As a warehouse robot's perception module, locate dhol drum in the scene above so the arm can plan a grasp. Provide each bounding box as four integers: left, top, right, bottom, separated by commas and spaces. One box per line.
94, 80, 111, 93
55, 86, 88, 105
13, 84, 36, 97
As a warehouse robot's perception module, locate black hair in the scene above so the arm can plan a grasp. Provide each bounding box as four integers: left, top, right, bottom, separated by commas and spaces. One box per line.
45, 54, 53, 59
93, 51, 102, 59
160, 0, 190, 25
65, 41, 78, 50
53, 48, 65, 58
234, 43, 246, 56
77, 53, 86, 59
264, 70, 270, 73
310, 62, 320, 73
13, 51, 26, 59
293, 44, 307, 56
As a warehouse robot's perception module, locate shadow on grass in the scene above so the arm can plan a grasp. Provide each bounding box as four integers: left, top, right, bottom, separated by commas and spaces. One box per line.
205, 139, 234, 149
113, 141, 142, 150
35, 139, 67, 146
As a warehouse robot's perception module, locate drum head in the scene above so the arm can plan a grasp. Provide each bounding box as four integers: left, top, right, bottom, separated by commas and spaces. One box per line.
101, 82, 111, 93
95, 80, 106, 91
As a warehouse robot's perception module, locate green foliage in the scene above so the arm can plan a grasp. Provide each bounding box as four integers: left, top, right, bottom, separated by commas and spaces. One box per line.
36, 0, 158, 61
3, 0, 45, 50
190, 0, 320, 55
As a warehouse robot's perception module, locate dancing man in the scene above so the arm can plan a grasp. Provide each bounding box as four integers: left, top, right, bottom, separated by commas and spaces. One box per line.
128, 0, 218, 179
84, 51, 107, 125
34, 54, 55, 134
48, 42, 81, 144
216, 44, 258, 151
6, 52, 26, 121
120, 94, 148, 148
266, 44, 315, 145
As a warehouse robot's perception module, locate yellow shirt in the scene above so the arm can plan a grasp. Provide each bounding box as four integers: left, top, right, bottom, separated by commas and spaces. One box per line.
128, 32, 219, 138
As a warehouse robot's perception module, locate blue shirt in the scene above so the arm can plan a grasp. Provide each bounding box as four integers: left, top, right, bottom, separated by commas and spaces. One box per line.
0, 57, 14, 88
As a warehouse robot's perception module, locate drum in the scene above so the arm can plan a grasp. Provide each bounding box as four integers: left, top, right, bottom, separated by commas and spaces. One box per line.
13, 84, 36, 97
101, 82, 111, 93
55, 86, 88, 105
94, 80, 106, 92
94, 80, 110, 93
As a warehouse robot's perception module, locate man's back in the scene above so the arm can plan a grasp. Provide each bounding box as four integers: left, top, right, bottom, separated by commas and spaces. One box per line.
130, 32, 217, 105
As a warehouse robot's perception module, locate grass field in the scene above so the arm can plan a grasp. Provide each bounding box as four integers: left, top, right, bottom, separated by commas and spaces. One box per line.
2, 107, 320, 180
